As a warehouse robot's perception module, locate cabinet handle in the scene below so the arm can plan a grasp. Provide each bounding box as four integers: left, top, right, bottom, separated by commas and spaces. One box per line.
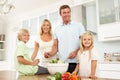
104, 36, 120, 39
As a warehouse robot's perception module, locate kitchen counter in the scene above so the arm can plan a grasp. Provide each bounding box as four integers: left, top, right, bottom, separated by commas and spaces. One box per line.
99, 61, 120, 64
0, 70, 119, 80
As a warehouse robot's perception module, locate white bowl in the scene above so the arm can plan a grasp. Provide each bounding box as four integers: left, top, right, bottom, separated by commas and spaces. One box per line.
47, 63, 68, 75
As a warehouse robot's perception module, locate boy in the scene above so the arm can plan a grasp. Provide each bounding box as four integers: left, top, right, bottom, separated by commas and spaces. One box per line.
14, 28, 48, 75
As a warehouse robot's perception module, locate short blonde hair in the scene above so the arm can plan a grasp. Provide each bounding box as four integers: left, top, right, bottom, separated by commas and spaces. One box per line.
17, 28, 29, 41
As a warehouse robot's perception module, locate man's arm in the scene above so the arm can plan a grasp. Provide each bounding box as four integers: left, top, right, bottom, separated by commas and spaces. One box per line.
68, 48, 79, 59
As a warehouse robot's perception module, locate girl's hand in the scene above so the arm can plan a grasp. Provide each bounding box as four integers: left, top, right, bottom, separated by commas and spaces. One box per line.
72, 71, 77, 75
89, 74, 97, 79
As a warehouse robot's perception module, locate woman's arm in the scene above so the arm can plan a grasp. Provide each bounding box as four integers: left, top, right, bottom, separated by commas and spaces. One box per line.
31, 41, 39, 60
44, 39, 58, 58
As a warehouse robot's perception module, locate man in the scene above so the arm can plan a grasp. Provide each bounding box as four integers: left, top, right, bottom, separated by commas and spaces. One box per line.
44, 5, 85, 73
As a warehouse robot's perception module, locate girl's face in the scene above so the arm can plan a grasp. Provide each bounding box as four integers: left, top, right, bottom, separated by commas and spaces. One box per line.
82, 34, 92, 48
42, 21, 51, 33
20, 32, 30, 43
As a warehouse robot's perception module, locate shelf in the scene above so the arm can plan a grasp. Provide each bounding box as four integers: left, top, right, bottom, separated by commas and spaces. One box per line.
0, 41, 5, 42
0, 49, 5, 51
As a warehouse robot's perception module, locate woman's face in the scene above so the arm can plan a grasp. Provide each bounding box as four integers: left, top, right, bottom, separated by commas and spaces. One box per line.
42, 21, 51, 33
82, 35, 92, 48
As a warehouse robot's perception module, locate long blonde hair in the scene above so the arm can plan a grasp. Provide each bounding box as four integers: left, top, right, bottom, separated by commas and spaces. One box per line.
80, 31, 94, 60
40, 19, 52, 36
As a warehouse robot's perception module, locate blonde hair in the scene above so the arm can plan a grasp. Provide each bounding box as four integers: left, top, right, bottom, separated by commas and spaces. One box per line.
40, 19, 52, 36
17, 28, 29, 41
80, 31, 94, 60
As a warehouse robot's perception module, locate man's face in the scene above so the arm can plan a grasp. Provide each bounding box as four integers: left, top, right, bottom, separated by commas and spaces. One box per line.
60, 8, 71, 23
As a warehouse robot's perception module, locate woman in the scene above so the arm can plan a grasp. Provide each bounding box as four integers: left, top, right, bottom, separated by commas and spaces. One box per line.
31, 19, 58, 72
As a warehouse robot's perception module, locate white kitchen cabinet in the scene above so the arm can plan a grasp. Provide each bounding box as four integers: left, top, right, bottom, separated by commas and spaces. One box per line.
0, 40, 5, 60
0, 21, 6, 61
74, 0, 95, 6
72, 0, 97, 33
98, 23, 120, 41
0, 21, 9, 70
98, 63, 120, 79
97, 0, 120, 41
98, 0, 116, 24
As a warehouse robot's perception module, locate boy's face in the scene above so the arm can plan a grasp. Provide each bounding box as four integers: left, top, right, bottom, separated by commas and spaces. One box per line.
82, 35, 92, 48
20, 32, 30, 43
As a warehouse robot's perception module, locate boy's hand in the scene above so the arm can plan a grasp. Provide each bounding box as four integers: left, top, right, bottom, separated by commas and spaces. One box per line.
32, 59, 39, 66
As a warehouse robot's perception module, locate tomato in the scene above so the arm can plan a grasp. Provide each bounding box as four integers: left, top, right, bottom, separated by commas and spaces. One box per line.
62, 73, 70, 80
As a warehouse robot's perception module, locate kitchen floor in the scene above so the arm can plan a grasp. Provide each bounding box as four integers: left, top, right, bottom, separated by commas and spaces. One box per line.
0, 70, 118, 80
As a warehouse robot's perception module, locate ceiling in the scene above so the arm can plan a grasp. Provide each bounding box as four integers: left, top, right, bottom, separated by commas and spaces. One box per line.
13, 0, 60, 15
0, 0, 61, 20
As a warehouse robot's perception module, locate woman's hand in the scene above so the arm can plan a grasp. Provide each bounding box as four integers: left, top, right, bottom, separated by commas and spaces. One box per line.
44, 52, 51, 58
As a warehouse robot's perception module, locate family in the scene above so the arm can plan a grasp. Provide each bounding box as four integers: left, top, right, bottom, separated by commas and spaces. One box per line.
14, 4, 98, 79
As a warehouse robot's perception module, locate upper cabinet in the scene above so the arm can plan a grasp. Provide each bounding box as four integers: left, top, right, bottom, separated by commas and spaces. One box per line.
97, 0, 120, 41
72, 0, 97, 33
98, 0, 116, 24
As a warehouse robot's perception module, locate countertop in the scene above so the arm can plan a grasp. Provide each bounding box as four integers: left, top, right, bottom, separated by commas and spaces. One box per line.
0, 70, 119, 80
98, 61, 120, 64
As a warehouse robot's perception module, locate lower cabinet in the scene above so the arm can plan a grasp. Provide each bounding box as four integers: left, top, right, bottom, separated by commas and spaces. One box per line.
98, 63, 120, 79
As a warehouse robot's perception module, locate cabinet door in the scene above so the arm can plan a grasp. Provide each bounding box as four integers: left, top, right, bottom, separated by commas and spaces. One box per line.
98, 63, 120, 79
98, 23, 120, 41
72, 1, 97, 33
98, 0, 116, 24
119, 0, 120, 20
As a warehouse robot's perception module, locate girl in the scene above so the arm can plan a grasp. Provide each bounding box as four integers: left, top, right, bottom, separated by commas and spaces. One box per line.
14, 28, 48, 75
72, 32, 98, 79
31, 19, 58, 70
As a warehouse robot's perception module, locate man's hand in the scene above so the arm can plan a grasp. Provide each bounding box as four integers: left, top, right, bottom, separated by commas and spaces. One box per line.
68, 50, 77, 59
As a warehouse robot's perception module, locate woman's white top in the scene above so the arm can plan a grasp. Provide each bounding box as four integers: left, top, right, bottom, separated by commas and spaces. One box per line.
77, 47, 99, 77
35, 35, 58, 67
